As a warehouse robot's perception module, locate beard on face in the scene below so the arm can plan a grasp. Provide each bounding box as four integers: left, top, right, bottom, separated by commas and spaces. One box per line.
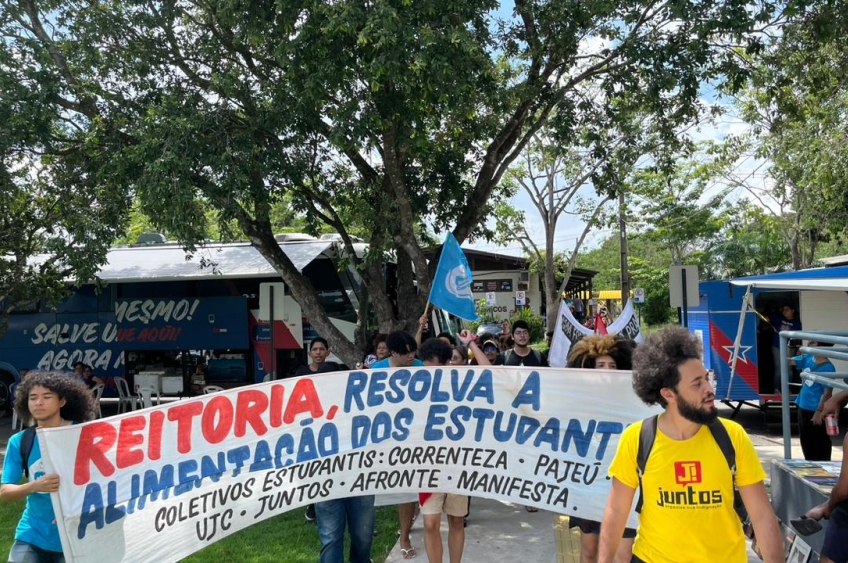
675, 392, 718, 424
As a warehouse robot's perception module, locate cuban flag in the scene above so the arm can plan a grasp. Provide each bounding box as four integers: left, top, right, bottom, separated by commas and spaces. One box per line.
428, 233, 479, 321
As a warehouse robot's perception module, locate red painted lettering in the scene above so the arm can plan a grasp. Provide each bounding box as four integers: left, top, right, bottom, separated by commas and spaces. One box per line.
270, 384, 284, 428
148, 410, 165, 461
283, 379, 324, 424
116, 415, 146, 469
234, 390, 268, 437
116, 328, 136, 342
201, 396, 234, 444
167, 402, 203, 454
74, 422, 118, 485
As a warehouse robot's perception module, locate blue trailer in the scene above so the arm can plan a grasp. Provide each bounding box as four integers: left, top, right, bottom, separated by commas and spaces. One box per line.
687, 265, 848, 415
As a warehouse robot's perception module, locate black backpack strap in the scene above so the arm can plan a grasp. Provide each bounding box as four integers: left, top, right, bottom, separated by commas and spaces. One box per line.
20, 426, 37, 479
707, 419, 736, 476
635, 415, 659, 513
707, 418, 748, 524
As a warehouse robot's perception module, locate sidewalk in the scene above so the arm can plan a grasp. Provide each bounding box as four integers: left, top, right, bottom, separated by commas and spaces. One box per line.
383, 500, 558, 563
381, 494, 770, 563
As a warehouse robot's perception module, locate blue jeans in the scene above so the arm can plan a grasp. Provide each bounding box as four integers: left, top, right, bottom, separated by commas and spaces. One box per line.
315, 496, 375, 563
8, 541, 64, 563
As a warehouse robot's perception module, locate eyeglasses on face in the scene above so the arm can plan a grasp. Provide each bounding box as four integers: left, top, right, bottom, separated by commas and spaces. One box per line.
513, 330, 529, 336
483, 346, 498, 352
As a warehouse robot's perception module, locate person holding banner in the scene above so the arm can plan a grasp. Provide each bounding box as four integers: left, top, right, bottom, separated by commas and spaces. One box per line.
371, 330, 424, 559
298, 337, 342, 522
566, 335, 637, 563
599, 326, 783, 563
312, 335, 374, 562
418, 331, 489, 563
1, 371, 97, 563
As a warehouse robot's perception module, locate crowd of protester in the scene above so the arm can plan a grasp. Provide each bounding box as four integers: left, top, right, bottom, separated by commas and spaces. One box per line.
3, 308, 847, 563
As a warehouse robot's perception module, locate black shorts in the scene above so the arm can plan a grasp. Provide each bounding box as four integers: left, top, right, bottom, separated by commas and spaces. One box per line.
568, 516, 637, 538
823, 505, 848, 563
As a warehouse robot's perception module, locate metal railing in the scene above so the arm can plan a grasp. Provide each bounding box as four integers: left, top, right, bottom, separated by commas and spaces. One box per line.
779, 330, 848, 458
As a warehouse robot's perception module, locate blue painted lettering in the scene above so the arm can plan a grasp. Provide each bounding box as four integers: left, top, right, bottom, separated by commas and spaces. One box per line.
424, 404, 449, 440
512, 372, 540, 411
77, 483, 105, 539
226, 446, 251, 477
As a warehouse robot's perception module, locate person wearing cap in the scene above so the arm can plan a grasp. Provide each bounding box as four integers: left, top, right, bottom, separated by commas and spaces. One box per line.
479, 338, 502, 365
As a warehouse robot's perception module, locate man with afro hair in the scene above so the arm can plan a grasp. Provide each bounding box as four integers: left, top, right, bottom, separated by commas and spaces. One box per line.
1, 371, 97, 562
598, 326, 783, 563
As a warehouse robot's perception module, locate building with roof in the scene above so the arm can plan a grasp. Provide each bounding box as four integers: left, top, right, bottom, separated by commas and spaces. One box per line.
425, 246, 597, 322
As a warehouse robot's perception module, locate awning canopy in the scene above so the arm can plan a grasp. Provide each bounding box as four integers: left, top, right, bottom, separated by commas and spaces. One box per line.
729, 278, 848, 291
730, 264, 848, 291
34, 241, 334, 284
595, 289, 634, 301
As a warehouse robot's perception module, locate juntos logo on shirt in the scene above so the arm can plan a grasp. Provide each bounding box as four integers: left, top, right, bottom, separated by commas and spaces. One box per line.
674, 461, 702, 485
657, 461, 723, 509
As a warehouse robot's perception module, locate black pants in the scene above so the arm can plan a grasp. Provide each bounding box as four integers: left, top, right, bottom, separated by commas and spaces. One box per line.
798, 407, 833, 461
631, 556, 646, 563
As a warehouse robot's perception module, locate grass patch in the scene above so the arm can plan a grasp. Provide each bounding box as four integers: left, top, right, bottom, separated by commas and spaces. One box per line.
0, 499, 399, 562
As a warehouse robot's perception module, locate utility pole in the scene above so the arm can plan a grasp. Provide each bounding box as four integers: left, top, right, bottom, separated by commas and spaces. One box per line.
619, 190, 630, 306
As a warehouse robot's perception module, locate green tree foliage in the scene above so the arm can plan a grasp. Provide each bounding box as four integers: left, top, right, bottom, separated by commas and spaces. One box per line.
0, 0, 799, 364
712, 1, 848, 270
578, 234, 677, 326
707, 199, 790, 278
493, 131, 621, 324
630, 159, 728, 265
0, 32, 130, 336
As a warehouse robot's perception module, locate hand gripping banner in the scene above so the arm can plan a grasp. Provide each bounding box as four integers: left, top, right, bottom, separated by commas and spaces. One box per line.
38, 366, 659, 563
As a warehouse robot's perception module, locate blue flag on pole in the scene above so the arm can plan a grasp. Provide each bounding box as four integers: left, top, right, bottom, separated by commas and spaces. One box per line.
428, 233, 479, 321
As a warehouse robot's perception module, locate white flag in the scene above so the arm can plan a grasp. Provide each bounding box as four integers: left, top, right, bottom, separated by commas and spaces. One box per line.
606, 299, 644, 344
548, 298, 593, 367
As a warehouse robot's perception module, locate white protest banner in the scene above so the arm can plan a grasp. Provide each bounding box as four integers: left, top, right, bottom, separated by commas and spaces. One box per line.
548, 299, 644, 367
606, 299, 644, 344
548, 298, 593, 367
39, 367, 659, 563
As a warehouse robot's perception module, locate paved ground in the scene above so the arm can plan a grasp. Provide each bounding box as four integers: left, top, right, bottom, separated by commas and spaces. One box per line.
0, 403, 842, 562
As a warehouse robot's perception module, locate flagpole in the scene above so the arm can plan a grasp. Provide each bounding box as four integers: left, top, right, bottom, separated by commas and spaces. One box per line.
416, 302, 433, 347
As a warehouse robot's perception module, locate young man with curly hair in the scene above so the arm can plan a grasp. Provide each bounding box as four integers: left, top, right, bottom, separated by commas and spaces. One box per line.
1, 371, 97, 563
598, 326, 783, 563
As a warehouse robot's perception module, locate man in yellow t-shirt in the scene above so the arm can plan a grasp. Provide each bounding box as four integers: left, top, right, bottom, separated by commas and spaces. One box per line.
598, 326, 784, 563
